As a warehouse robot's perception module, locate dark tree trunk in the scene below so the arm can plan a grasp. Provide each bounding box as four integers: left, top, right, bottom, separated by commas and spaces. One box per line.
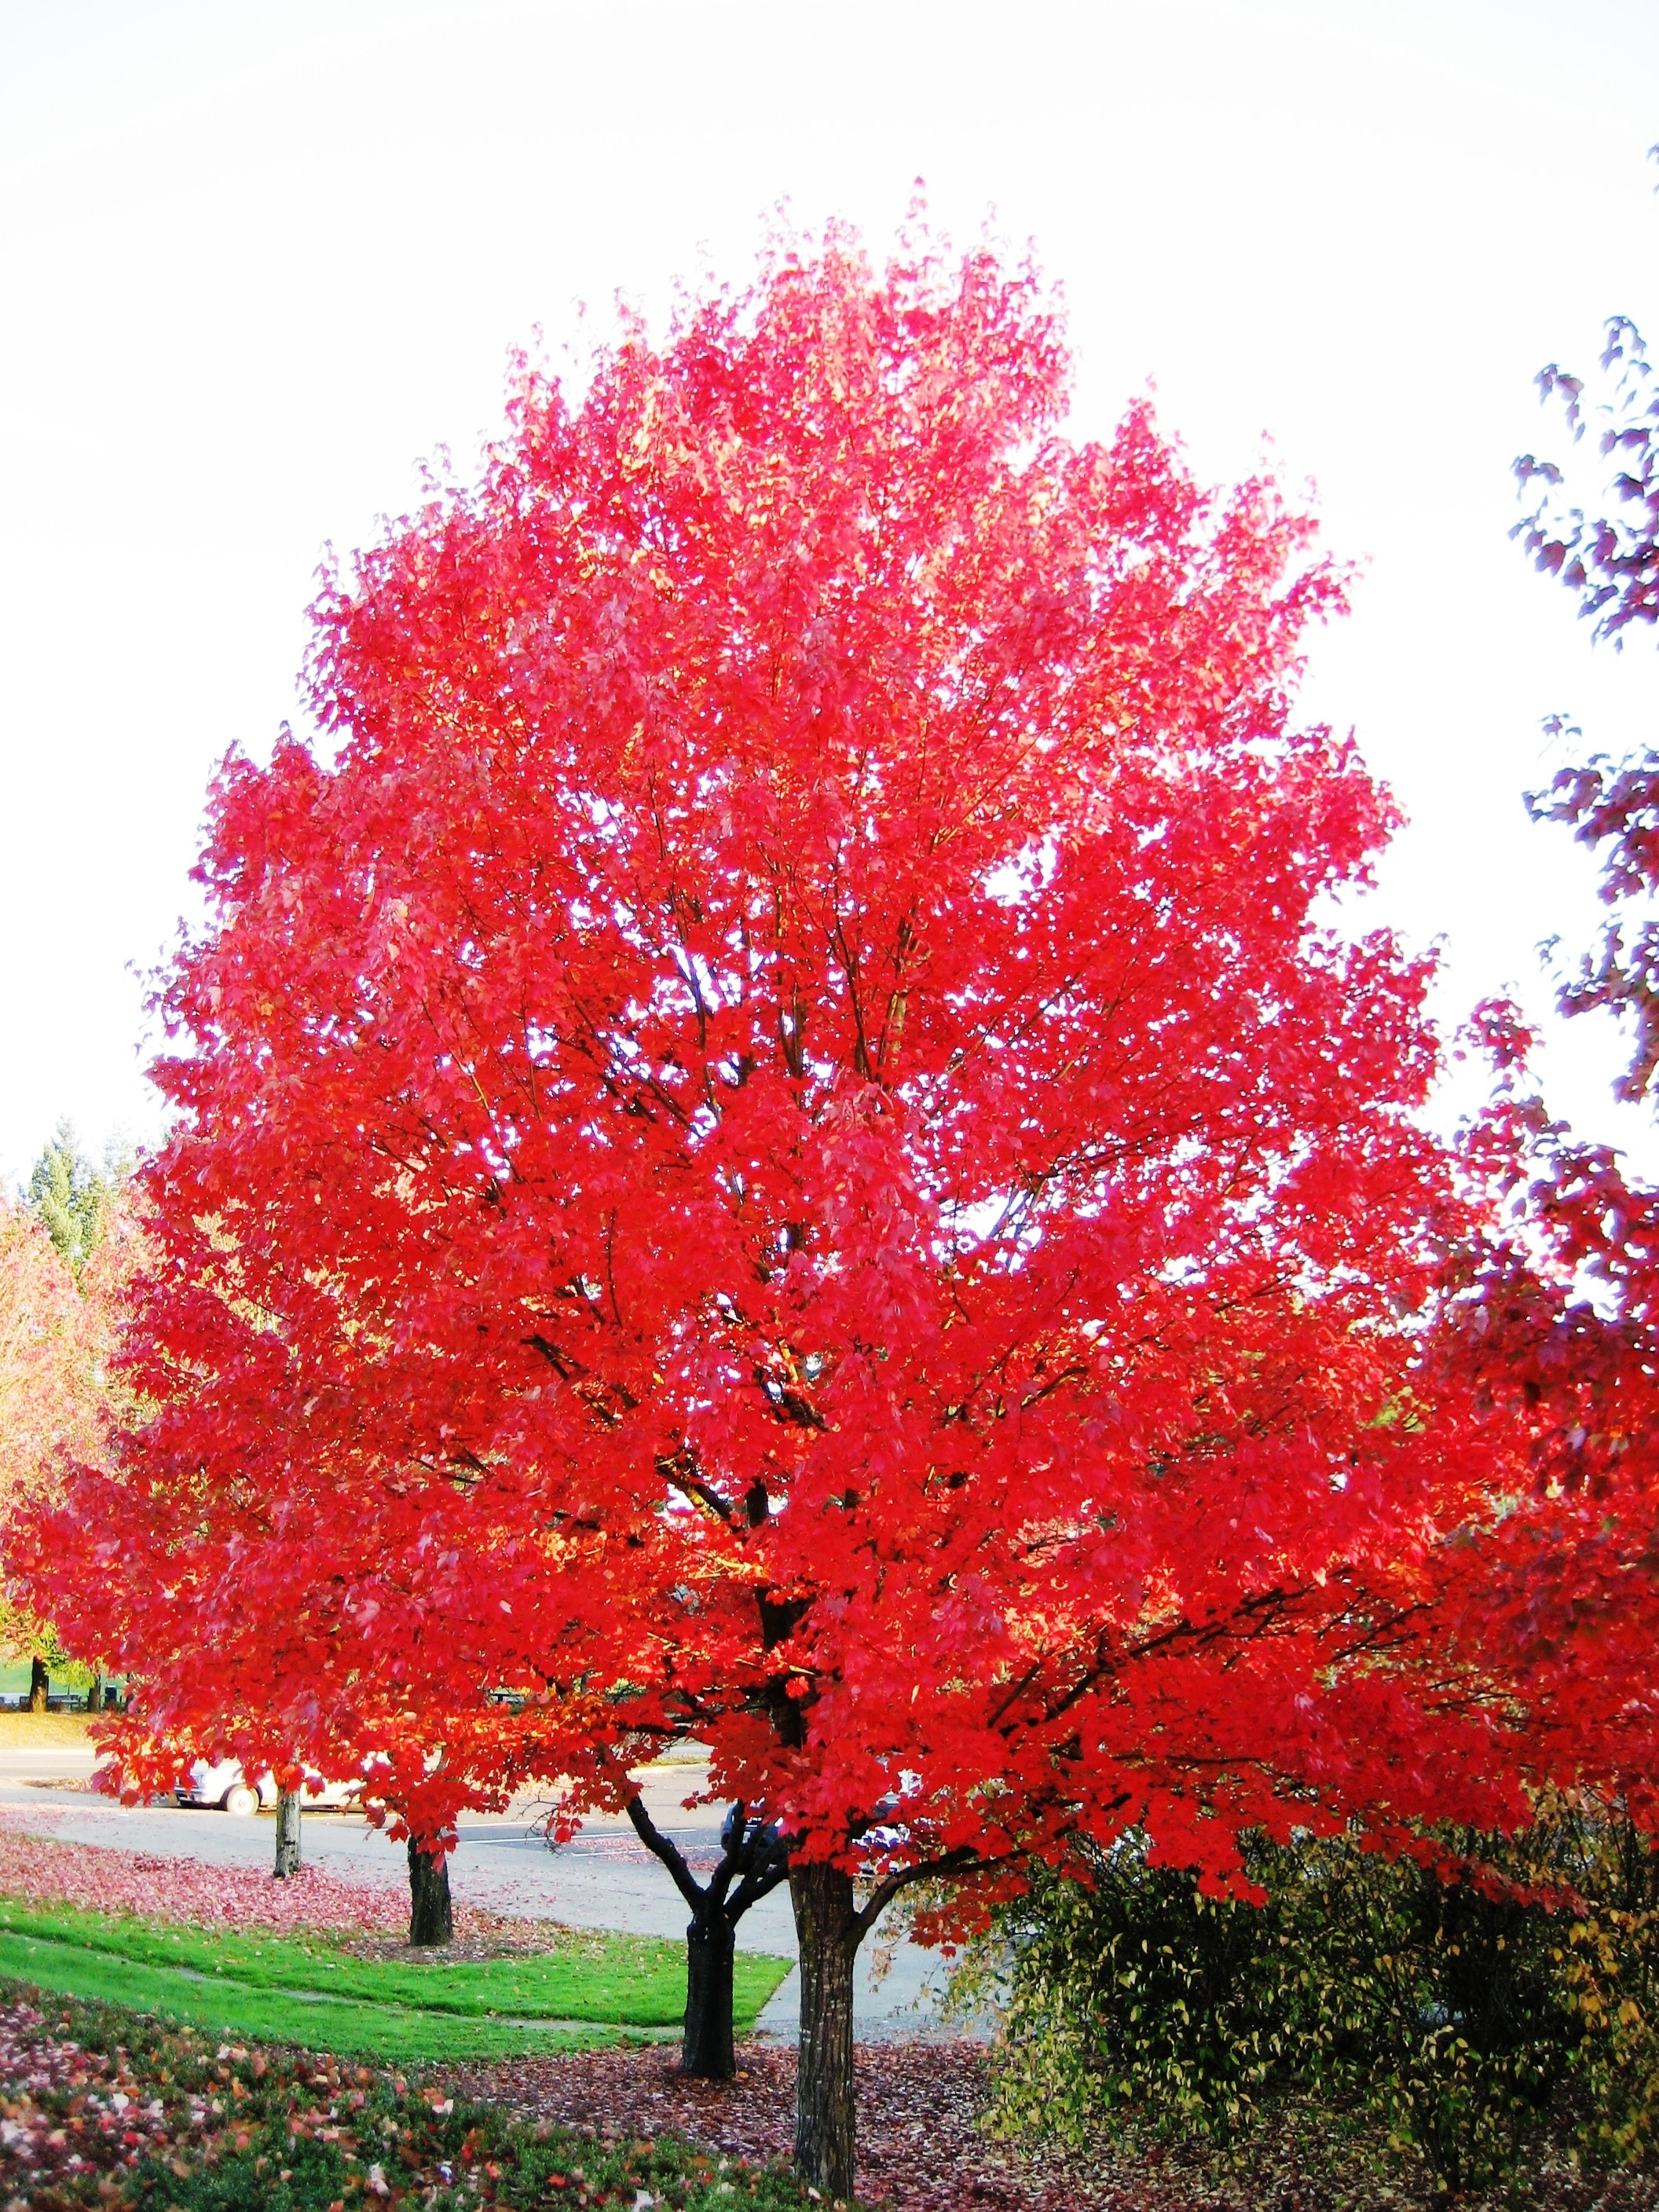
790, 1860, 859, 2201
681, 1912, 738, 2079
408, 1840, 453, 1946
620, 1791, 790, 2082
273, 1789, 302, 1877
86, 1668, 103, 1716
27, 1659, 48, 1713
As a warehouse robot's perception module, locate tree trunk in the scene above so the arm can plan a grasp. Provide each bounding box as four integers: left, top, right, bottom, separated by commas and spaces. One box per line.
621, 1791, 790, 2082
27, 1659, 48, 1713
273, 1789, 302, 1877
790, 1861, 859, 2201
681, 1912, 738, 2079
86, 1668, 103, 1716
408, 1840, 453, 1946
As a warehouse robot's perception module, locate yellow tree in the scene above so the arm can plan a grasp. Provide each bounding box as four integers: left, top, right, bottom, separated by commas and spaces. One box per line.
0, 1198, 120, 1705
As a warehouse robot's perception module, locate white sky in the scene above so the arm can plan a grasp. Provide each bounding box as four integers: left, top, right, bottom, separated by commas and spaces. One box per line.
2, 0, 1657, 1190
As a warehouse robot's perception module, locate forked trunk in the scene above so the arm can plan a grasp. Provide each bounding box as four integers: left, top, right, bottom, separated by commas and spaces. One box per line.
681, 1913, 738, 2079
27, 1660, 48, 1714
621, 1791, 790, 2081
408, 1840, 453, 1945
790, 1861, 859, 2201
273, 1789, 302, 1877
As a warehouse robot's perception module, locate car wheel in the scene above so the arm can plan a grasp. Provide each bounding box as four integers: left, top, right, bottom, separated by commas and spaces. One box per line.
223, 1784, 258, 1816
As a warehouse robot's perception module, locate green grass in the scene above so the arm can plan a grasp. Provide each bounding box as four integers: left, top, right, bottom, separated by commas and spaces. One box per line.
0, 1893, 796, 2026
0, 1893, 792, 2030
0, 1895, 794, 2064
0, 1932, 624, 2061
0, 1981, 831, 2209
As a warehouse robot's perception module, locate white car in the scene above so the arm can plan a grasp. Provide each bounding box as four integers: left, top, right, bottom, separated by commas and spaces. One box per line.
175, 1760, 361, 1815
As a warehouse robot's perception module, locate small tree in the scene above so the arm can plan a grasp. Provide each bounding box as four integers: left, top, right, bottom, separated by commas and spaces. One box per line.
1400, 193, 1659, 1874
624, 1792, 790, 2077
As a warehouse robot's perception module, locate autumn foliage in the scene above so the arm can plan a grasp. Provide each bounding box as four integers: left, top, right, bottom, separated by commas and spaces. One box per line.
20, 225, 1632, 2189
0, 1198, 122, 1665
0, 1206, 97, 1509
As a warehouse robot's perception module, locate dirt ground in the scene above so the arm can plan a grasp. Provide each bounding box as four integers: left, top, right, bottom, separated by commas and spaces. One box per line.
454, 2039, 1659, 2212
456, 2038, 1116, 2210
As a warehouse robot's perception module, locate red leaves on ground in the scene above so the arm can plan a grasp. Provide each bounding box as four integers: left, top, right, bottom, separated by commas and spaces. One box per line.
0, 1806, 523, 1941
0, 1807, 407, 1936
460, 2041, 1118, 2212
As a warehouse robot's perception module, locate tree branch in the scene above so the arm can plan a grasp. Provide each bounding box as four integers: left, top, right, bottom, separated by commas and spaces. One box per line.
851, 1844, 1005, 1940
624, 1793, 708, 1917
726, 1857, 793, 1918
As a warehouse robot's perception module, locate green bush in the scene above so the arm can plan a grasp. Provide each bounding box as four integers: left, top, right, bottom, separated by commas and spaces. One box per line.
1556, 1815, 1659, 2165
982, 1802, 1659, 2194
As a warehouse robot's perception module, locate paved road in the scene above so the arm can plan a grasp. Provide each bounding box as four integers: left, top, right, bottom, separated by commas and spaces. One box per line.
0, 1741, 977, 2042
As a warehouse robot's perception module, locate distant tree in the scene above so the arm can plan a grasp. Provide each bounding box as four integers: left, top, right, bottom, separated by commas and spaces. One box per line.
26, 1122, 126, 1284
0, 1203, 101, 1698
2, 1133, 137, 1710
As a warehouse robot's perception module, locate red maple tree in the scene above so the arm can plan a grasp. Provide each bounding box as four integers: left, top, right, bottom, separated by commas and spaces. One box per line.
21, 227, 1571, 2193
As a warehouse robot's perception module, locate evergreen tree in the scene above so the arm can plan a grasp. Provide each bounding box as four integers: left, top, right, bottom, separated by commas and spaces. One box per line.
25, 1122, 126, 1282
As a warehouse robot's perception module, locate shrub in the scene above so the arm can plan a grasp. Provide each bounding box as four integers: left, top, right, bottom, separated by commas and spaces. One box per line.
983, 1801, 1659, 2194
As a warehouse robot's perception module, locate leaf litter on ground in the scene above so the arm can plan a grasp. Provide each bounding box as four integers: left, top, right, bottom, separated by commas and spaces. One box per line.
456, 2040, 1659, 2212
7, 1813, 1650, 2207
0, 1987, 816, 2210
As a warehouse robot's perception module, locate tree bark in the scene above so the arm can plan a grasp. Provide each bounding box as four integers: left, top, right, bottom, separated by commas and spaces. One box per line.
790, 1860, 859, 2201
27, 1659, 48, 1713
86, 1668, 103, 1716
681, 1912, 738, 2079
408, 1840, 453, 1945
619, 1791, 790, 2081
273, 1788, 302, 1877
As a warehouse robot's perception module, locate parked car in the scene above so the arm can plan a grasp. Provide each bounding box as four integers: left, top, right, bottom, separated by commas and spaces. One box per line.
174, 1760, 361, 1815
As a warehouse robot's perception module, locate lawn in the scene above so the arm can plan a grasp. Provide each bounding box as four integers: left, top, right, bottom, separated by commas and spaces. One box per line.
0, 1707, 97, 1745
0, 1895, 793, 2064
0, 1931, 607, 2061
